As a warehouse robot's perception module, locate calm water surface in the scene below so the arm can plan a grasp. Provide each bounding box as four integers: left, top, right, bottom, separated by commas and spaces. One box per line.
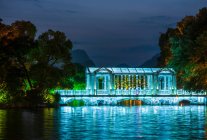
0, 106, 206, 139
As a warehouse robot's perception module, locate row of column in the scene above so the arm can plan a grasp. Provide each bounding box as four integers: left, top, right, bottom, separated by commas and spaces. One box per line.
86, 73, 177, 94
114, 75, 152, 90
113, 74, 176, 90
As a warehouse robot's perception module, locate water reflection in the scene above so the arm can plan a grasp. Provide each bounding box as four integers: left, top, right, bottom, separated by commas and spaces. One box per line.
0, 106, 206, 139
0, 110, 6, 138
117, 100, 143, 106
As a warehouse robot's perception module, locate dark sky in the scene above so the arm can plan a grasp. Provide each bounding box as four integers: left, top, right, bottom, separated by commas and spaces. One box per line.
0, 0, 207, 66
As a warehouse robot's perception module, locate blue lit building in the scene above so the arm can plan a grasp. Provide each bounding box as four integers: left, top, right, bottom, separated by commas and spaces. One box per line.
86, 67, 177, 95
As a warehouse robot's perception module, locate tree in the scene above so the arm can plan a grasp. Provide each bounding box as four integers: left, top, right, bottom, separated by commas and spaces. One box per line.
0, 20, 74, 105
62, 63, 86, 90
158, 7, 207, 91
27, 30, 73, 103
0, 20, 36, 97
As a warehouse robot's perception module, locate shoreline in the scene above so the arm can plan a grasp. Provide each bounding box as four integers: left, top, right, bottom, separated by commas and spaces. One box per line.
0, 103, 61, 109
0, 104, 206, 109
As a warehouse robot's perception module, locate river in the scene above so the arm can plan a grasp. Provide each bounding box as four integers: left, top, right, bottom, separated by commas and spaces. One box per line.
0, 106, 206, 139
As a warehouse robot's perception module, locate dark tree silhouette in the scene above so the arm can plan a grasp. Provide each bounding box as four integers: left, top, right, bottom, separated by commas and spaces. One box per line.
0, 20, 74, 105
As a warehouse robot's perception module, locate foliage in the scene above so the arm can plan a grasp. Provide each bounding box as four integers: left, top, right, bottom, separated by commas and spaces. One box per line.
0, 82, 9, 104
71, 64, 85, 90
0, 20, 76, 106
61, 63, 85, 90
0, 20, 36, 94
28, 29, 73, 93
158, 8, 207, 91
43, 91, 60, 105
67, 99, 85, 106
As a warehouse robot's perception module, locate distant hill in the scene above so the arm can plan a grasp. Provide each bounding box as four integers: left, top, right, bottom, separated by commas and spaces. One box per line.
140, 53, 160, 67
72, 49, 95, 67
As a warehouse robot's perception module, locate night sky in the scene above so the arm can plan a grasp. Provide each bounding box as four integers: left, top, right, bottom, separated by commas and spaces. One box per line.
0, 0, 207, 66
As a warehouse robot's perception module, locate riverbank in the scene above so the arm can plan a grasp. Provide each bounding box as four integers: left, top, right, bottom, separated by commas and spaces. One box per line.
0, 103, 61, 109
0, 98, 205, 108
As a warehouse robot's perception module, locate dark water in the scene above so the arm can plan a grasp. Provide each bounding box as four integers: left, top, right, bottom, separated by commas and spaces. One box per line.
0, 106, 206, 139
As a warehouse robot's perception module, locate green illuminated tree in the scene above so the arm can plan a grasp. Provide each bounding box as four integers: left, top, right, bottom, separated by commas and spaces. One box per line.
26, 29, 73, 103
0, 20, 75, 105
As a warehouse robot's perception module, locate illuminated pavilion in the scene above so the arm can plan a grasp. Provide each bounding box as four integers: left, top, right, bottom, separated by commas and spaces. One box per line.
86, 67, 177, 95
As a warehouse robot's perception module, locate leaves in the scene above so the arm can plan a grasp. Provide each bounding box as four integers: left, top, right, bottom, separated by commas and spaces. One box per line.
0, 20, 74, 105
158, 7, 207, 91
29, 30, 73, 91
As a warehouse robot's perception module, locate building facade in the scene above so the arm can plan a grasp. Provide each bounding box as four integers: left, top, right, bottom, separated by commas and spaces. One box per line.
86, 67, 177, 95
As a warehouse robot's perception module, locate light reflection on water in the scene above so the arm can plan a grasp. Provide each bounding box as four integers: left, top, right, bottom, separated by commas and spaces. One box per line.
0, 106, 206, 139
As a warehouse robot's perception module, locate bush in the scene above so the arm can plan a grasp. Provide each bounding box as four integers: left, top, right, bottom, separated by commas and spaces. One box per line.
0, 83, 10, 104
67, 99, 85, 107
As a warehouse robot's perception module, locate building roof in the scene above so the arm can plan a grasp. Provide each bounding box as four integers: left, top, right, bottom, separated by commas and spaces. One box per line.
86, 67, 175, 74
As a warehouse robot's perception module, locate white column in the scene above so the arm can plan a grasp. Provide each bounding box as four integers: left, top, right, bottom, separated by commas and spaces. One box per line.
136, 75, 138, 89
124, 75, 126, 90
110, 74, 113, 90
93, 74, 96, 95
150, 75, 153, 90
168, 76, 171, 90
139, 75, 142, 90
164, 76, 167, 90
163, 76, 166, 90
114, 75, 116, 89
104, 75, 107, 90
86, 74, 89, 89
171, 75, 173, 90
147, 75, 150, 89
116, 75, 119, 94
139, 75, 142, 89
110, 74, 115, 89
118, 75, 120, 89
94, 75, 96, 89
143, 75, 145, 90
133, 75, 135, 89
141, 75, 143, 90
167, 76, 169, 90
154, 74, 159, 94
173, 74, 177, 89
86, 74, 91, 94
120, 75, 122, 89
